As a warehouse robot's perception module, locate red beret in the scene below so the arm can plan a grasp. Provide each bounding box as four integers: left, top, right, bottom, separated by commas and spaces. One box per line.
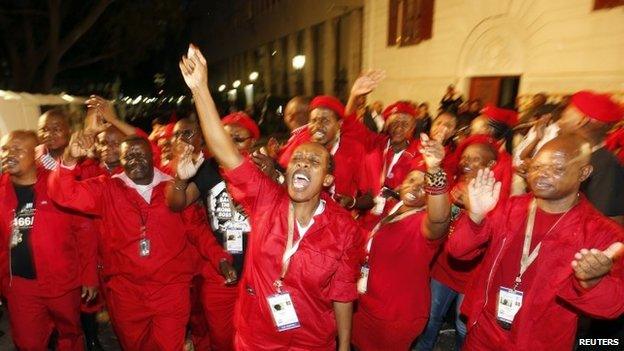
310, 95, 345, 119
481, 104, 518, 127
221, 112, 260, 140
454, 134, 499, 161
570, 90, 624, 124
382, 101, 418, 121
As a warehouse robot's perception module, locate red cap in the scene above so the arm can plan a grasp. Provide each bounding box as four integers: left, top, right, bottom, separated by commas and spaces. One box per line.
481, 104, 518, 127
309, 95, 345, 119
570, 91, 624, 124
221, 112, 260, 140
454, 134, 499, 162
382, 101, 418, 121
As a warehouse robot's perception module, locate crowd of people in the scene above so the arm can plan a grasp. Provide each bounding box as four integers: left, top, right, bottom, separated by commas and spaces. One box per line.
0, 43, 623, 351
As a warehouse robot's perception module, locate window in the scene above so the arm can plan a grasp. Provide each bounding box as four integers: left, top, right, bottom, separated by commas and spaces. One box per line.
594, 0, 624, 10
388, 0, 434, 47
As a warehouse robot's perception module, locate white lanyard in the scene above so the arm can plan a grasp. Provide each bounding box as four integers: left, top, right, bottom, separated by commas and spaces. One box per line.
513, 198, 573, 290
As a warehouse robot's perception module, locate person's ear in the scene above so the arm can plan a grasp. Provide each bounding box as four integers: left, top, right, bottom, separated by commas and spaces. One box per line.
579, 164, 593, 182
322, 174, 335, 188
487, 160, 497, 168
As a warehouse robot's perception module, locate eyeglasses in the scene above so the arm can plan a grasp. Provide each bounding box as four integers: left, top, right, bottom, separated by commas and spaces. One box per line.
173, 130, 196, 141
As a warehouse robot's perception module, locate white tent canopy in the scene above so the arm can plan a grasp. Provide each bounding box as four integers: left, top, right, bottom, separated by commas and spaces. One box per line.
0, 90, 86, 136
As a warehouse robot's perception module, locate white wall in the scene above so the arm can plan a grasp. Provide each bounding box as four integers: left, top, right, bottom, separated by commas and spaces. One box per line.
362, 0, 624, 107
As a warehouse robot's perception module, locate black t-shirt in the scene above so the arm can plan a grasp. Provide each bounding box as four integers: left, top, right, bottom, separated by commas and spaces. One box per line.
10, 184, 37, 279
190, 159, 250, 274
581, 148, 624, 217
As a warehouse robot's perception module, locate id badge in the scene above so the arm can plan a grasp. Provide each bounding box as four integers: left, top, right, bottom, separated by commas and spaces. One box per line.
267, 292, 301, 332
225, 229, 243, 253
357, 264, 370, 294
371, 196, 386, 215
138, 238, 151, 257
496, 287, 523, 326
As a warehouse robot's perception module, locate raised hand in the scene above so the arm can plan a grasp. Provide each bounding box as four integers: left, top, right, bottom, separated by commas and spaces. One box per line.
86, 95, 118, 127
64, 131, 96, 166
179, 44, 208, 91
351, 70, 386, 96
466, 168, 501, 224
572, 242, 624, 289
175, 143, 204, 180
418, 133, 445, 170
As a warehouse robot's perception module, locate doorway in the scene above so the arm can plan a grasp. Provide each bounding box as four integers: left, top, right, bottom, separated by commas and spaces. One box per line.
469, 76, 520, 108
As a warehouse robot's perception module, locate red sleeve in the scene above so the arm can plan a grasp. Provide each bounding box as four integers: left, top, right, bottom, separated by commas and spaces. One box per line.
47, 166, 106, 215
342, 113, 387, 151
557, 217, 624, 319
183, 205, 232, 271
447, 212, 495, 260
328, 219, 364, 302
277, 129, 310, 169
73, 216, 99, 287
558, 274, 624, 319
221, 158, 284, 216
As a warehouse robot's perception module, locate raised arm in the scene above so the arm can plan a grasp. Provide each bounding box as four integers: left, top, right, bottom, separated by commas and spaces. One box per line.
345, 70, 385, 116
179, 44, 243, 170
420, 133, 451, 240
48, 131, 105, 215
447, 169, 502, 259
86, 95, 136, 137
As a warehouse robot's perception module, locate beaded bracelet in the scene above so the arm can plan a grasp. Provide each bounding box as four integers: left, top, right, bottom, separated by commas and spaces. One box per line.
424, 168, 448, 195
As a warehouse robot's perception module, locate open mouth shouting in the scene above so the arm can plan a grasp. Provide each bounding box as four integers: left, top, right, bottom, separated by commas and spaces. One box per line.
292, 169, 311, 191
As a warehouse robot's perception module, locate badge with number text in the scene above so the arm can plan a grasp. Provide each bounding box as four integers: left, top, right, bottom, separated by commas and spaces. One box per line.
496, 287, 523, 327
225, 229, 244, 253
267, 292, 301, 332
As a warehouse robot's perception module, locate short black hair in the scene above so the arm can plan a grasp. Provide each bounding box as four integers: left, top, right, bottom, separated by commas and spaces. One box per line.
121, 135, 152, 150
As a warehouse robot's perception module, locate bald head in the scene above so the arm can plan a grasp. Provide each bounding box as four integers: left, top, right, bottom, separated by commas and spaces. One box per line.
2, 130, 39, 148
284, 96, 309, 131
1, 130, 38, 178
538, 134, 591, 167
527, 134, 592, 202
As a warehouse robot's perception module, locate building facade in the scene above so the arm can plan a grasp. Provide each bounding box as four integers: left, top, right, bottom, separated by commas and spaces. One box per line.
203, 0, 365, 106
362, 0, 624, 109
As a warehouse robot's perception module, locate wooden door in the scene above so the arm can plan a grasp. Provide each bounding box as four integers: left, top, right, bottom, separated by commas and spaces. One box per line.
469, 77, 502, 106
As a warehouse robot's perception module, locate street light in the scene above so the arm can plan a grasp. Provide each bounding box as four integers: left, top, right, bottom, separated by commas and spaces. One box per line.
292, 55, 306, 70
218, 84, 226, 92
232, 80, 241, 88
249, 71, 259, 82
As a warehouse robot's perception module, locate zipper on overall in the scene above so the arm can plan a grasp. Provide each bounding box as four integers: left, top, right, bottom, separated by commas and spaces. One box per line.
472, 237, 508, 328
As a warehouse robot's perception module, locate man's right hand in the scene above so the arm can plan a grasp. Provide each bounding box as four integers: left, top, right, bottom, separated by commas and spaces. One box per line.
179, 44, 208, 91
350, 70, 386, 96
63, 131, 95, 166
174, 143, 204, 180
466, 168, 501, 224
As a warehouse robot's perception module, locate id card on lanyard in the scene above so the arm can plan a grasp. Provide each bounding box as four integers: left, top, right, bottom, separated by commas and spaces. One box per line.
267, 203, 301, 332
496, 198, 572, 329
